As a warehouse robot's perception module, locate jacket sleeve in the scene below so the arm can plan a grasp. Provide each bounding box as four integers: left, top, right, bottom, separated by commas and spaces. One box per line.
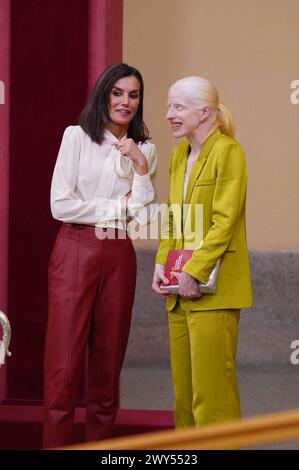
183, 142, 247, 283
155, 151, 176, 265
127, 143, 157, 226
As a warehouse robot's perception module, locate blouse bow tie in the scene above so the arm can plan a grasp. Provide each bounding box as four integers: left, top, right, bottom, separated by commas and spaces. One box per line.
114, 148, 133, 178
112, 143, 155, 178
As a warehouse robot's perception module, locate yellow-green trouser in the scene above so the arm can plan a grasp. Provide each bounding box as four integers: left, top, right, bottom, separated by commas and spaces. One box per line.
168, 303, 241, 428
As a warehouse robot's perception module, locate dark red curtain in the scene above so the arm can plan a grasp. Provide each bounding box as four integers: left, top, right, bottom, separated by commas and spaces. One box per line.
4, 0, 123, 401
0, 0, 11, 400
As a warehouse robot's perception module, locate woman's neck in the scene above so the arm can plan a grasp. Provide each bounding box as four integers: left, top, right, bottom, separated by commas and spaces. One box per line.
106, 122, 128, 140
187, 122, 216, 155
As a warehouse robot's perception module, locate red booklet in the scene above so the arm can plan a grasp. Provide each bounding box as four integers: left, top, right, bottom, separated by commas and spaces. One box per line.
160, 250, 193, 290
160, 250, 221, 294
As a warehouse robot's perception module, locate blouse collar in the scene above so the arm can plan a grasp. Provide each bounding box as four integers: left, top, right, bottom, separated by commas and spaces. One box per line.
103, 128, 127, 145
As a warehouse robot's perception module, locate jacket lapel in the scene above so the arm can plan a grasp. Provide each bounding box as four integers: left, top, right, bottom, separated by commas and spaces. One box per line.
185, 129, 220, 204
172, 141, 188, 205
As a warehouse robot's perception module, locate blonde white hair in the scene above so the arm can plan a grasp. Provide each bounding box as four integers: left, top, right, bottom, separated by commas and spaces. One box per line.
170, 76, 235, 138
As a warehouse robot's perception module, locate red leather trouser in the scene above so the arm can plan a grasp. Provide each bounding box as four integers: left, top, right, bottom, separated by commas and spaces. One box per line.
43, 223, 136, 448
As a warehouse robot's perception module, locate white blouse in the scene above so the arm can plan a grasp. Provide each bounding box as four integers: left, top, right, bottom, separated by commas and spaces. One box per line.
50, 126, 157, 229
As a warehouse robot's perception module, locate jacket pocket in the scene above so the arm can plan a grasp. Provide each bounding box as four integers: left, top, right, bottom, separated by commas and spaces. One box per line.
194, 178, 216, 186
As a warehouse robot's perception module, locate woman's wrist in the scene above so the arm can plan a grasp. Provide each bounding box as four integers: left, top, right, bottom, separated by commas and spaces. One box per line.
134, 162, 149, 175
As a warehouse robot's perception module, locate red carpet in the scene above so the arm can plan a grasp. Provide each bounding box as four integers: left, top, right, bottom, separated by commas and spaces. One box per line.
0, 404, 174, 450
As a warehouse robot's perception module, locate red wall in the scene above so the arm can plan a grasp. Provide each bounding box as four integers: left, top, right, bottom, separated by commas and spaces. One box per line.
0, 0, 11, 400
3, 0, 123, 401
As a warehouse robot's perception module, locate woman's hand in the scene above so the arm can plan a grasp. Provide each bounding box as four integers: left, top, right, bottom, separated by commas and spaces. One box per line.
152, 264, 170, 296
121, 191, 132, 211
170, 271, 202, 299
114, 139, 148, 176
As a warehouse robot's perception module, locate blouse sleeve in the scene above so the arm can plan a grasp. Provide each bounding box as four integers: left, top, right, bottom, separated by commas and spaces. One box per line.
50, 126, 123, 225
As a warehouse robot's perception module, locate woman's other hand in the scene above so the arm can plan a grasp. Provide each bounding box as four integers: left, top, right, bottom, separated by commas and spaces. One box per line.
152, 264, 170, 296
170, 271, 202, 299
121, 191, 132, 211
114, 139, 148, 175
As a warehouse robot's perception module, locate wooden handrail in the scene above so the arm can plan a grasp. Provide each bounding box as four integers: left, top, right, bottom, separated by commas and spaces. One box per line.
62, 408, 299, 450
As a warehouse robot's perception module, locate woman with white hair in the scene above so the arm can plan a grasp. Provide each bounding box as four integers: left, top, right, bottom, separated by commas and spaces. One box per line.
153, 76, 253, 429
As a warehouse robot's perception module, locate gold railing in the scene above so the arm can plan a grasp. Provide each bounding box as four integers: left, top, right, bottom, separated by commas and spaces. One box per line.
62, 408, 299, 450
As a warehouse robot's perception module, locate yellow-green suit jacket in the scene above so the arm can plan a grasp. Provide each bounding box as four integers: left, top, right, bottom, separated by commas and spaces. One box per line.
155, 128, 253, 312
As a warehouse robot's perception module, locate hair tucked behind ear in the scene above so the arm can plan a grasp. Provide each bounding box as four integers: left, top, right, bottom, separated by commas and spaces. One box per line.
170, 76, 236, 138
215, 103, 235, 138
79, 63, 149, 144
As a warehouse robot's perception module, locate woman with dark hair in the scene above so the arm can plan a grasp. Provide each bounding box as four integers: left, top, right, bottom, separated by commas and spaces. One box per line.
43, 63, 157, 448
